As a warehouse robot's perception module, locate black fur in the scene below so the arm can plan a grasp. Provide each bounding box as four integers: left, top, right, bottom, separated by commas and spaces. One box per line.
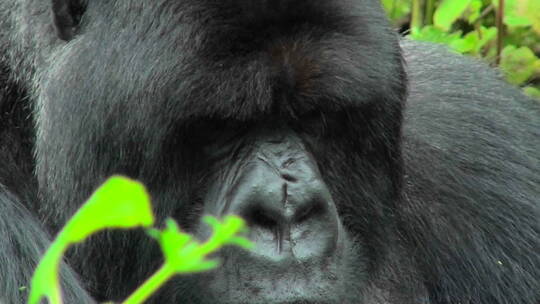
0, 0, 538, 303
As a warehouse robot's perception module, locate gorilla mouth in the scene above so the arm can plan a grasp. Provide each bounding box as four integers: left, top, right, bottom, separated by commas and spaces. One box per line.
196, 264, 355, 304
181, 241, 360, 304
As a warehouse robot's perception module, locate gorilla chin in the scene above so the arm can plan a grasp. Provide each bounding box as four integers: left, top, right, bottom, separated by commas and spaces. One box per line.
192, 245, 356, 304
0, 0, 538, 304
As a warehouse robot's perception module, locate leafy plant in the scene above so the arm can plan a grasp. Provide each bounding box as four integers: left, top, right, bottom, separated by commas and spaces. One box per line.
384, 0, 540, 99
28, 176, 252, 304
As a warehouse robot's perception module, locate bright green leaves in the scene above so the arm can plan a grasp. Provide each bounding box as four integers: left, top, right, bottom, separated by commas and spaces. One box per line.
466, 0, 483, 24
158, 220, 210, 272
450, 26, 498, 54
524, 86, 540, 99
381, 0, 411, 21
157, 216, 252, 274
500, 45, 540, 85
122, 216, 252, 304
493, 0, 540, 29
28, 245, 64, 304
433, 0, 472, 31
203, 216, 253, 250
63, 176, 154, 242
28, 176, 252, 304
411, 0, 497, 56
387, 0, 540, 98
526, 1, 540, 34
29, 176, 154, 304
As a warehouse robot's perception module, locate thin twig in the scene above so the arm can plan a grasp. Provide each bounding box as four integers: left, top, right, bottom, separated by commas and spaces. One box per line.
496, 0, 505, 64
411, 0, 423, 34
425, 0, 435, 25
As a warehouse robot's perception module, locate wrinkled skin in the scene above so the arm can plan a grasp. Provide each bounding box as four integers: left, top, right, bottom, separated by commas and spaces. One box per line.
0, 1, 538, 303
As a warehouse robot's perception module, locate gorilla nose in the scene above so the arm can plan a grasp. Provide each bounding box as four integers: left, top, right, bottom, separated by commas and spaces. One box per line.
227, 159, 341, 262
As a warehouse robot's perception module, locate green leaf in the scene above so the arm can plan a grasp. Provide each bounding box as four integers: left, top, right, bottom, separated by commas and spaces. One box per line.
228, 236, 254, 248
381, 0, 411, 21
411, 25, 463, 46
517, 0, 540, 33
434, 0, 472, 31
467, 0, 483, 23
28, 245, 64, 304
524, 86, 540, 99
505, 15, 533, 27
526, 1, 540, 33
123, 215, 253, 304
156, 216, 252, 274
500, 45, 539, 85
63, 176, 154, 242
450, 35, 477, 53
450, 26, 498, 54
474, 27, 498, 52
493, 0, 533, 28
28, 176, 155, 304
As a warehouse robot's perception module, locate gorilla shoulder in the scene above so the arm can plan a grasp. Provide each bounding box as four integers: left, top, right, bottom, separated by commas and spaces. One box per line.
401, 38, 540, 303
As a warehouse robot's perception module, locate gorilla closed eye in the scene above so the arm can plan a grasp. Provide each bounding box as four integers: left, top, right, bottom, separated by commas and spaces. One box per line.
0, 0, 538, 304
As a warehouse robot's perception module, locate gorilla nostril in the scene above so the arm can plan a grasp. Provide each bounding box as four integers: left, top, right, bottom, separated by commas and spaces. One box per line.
246, 208, 279, 229
295, 200, 326, 223
281, 173, 297, 182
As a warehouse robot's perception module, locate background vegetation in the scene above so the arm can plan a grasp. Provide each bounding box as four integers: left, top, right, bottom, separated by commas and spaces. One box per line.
382, 0, 540, 99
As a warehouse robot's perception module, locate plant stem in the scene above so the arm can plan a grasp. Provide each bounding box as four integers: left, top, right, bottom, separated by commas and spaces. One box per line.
425, 0, 435, 25
496, 0, 505, 64
122, 264, 174, 304
411, 0, 423, 35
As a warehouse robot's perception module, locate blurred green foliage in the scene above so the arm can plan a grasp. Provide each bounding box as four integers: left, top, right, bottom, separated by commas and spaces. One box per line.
382, 0, 540, 99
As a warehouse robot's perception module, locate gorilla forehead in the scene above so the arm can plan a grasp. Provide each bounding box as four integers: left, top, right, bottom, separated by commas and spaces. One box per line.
38, 0, 404, 124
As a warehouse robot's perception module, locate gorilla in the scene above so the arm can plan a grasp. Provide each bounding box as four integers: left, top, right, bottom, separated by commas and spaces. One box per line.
0, 0, 538, 303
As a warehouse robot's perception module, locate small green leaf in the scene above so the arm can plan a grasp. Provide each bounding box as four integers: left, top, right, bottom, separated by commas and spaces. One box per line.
474, 27, 498, 53
524, 86, 540, 99
381, 0, 411, 21
28, 245, 64, 304
228, 236, 254, 248
450, 26, 498, 54
500, 45, 539, 85
188, 259, 221, 273
493, 0, 533, 28
450, 36, 477, 53
467, 0, 483, 23
63, 176, 154, 242
525, 0, 540, 33
434, 0, 472, 31
123, 215, 253, 304
28, 176, 155, 304
410, 25, 463, 46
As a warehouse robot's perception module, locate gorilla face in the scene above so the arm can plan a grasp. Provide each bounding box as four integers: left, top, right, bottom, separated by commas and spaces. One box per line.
32, 1, 406, 302
3, 0, 537, 303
